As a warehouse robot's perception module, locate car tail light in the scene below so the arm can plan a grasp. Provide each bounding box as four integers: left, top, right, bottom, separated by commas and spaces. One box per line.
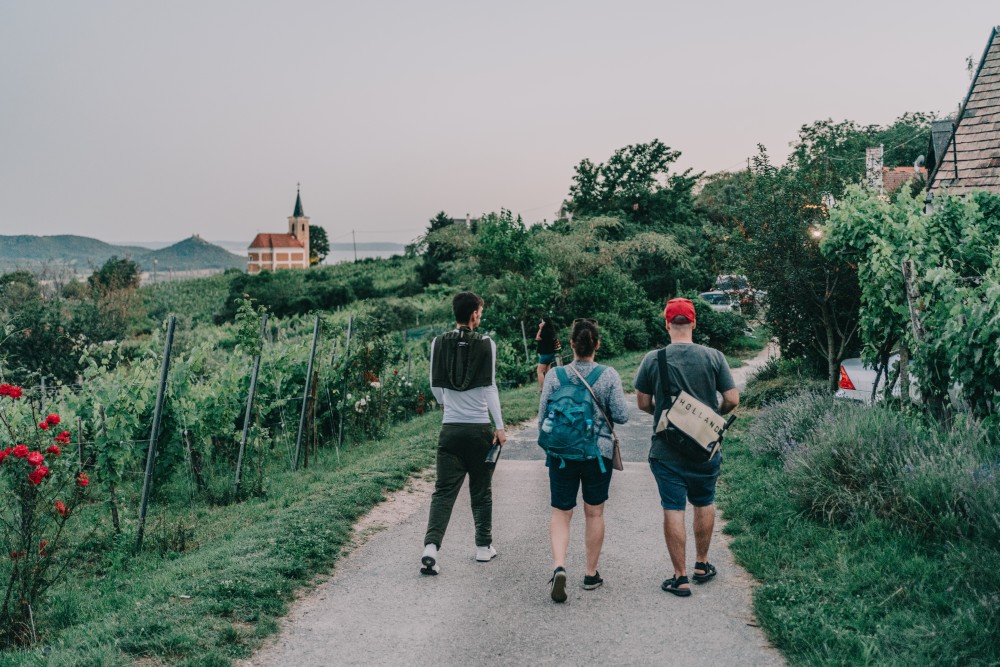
839, 366, 856, 390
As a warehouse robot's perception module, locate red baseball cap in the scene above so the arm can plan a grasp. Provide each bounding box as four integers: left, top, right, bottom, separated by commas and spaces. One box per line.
664, 298, 696, 324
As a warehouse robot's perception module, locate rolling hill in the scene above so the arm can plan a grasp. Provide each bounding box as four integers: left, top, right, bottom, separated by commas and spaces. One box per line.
0, 234, 244, 275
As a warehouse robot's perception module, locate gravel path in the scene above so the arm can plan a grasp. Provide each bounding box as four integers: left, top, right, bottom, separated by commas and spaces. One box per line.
243, 345, 783, 667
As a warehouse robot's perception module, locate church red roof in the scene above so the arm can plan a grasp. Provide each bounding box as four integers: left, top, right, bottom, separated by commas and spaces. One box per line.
248, 233, 304, 249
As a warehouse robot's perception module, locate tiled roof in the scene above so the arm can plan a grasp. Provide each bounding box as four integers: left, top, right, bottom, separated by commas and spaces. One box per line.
883, 167, 926, 194
248, 233, 304, 249
929, 27, 1000, 194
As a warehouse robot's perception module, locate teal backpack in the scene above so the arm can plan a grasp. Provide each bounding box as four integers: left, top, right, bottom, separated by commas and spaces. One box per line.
538, 365, 608, 472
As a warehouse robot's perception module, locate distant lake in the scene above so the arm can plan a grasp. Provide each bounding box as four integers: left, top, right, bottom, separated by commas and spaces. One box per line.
323, 248, 404, 264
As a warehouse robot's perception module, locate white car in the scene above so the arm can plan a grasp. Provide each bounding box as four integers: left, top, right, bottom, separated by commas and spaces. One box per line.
699, 291, 740, 314
836, 355, 919, 403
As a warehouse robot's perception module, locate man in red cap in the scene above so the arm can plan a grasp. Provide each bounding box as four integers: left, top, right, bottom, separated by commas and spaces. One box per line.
633, 297, 739, 597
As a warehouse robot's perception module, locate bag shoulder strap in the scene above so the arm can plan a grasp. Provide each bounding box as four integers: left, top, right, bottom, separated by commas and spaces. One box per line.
656, 348, 675, 405
554, 366, 569, 385
567, 364, 615, 437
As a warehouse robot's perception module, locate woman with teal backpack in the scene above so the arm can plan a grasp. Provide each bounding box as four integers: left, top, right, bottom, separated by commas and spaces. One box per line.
537, 319, 628, 603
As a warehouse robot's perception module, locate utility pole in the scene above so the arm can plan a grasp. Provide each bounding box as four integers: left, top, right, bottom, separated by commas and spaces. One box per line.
352, 230, 357, 262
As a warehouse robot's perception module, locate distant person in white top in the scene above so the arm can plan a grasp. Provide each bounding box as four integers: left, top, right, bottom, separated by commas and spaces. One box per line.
420, 292, 507, 575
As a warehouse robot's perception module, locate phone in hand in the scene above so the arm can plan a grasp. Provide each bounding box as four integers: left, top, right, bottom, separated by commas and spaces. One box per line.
484, 442, 502, 465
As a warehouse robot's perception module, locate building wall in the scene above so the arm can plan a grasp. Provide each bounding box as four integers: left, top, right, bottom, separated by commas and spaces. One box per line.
247, 246, 309, 274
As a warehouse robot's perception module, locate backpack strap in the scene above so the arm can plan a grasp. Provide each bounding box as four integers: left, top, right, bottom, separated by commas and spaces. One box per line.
554, 366, 569, 385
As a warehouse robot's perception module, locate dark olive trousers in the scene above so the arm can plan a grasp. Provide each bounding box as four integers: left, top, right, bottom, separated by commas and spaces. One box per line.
423, 423, 495, 549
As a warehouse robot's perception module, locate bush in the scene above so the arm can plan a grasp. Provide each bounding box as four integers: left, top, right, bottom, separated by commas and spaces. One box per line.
742, 357, 828, 408
782, 406, 1000, 545
745, 390, 854, 458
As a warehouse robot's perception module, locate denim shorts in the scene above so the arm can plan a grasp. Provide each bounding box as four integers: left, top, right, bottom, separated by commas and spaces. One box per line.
537, 353, 556, 365
649, 455, 721, 510
548, 457, 613, 510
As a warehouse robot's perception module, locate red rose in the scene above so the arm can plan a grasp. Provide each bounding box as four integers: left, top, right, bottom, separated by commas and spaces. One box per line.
38, 422, 49, 431
0, 450, 8, 464
28, 466, 49, 485
417, 407, 424, 415
47, 445, 61, 456
76, 472, 89, 487
55, 501, 69, 518
27, 451, 44, 466
9, 552, 18, 560
38, 540, 48, 551
46, 414, 60, 426
12, 445, 28, 459
0, 384, 23, 399
394, 370, 399, 375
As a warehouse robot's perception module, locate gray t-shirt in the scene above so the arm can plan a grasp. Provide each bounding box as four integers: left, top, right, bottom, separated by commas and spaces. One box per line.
634, 343, 735, 460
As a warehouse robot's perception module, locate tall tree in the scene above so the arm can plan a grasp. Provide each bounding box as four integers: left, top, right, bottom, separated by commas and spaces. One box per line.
567, 140, 698, 226
309, 225, 330, 265
725, 147, 861, 389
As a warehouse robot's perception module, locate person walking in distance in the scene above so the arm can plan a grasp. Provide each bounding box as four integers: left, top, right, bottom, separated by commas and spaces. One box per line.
633, 298, 739, 596
539, 319, 628, 602
534, 315, 560, 389
421, 292, 507, 575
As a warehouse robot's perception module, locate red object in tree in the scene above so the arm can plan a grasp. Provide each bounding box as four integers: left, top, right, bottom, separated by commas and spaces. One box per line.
27, 451, 44, 466
47, 445, 61, 456
46, 414, 60, 426
37, 422, 49, 430
76, 472, 90, 487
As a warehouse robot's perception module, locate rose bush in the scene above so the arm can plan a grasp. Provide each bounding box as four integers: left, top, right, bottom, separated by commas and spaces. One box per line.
0, 387, 87, 646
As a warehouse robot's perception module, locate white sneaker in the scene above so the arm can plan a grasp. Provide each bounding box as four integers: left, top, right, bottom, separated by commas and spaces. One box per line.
421, 543, 439, 575
475, 544, 497, 562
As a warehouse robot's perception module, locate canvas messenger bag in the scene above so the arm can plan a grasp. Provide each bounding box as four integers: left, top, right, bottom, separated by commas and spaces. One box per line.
655, 348, 735, 463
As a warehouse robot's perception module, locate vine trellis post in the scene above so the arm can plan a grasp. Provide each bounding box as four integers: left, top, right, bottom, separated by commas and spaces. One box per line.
337, 316, 353, 453
234, 313, 268, 495
293, 316, 321, 471
137, 315, 176, 551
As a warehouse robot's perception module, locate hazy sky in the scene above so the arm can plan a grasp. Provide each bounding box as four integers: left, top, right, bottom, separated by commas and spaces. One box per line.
1, 2, 997, 247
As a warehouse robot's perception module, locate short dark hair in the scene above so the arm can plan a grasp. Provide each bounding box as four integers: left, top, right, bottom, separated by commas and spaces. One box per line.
571, 319, 599, 357
453, 291, 484, 324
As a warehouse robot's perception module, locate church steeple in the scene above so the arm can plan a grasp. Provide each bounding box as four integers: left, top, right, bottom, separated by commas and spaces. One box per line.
288, 183, 310, 262
293, 183, 305, 218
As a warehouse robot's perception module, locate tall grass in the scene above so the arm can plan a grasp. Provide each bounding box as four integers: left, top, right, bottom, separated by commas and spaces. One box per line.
726, 391, 1000, 665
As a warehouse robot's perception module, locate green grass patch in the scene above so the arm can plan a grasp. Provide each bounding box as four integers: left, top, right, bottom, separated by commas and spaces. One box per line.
718, 400, 1000, 666
0, 373, 544, 666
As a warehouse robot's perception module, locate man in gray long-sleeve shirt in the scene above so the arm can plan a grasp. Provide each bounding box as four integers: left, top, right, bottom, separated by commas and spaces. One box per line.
420, 292, 506, 576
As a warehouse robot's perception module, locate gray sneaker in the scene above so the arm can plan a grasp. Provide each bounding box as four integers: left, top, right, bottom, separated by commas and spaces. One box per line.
475, 544, 497, 562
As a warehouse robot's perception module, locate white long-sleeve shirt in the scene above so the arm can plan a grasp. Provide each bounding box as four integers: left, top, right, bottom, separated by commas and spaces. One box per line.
429, 332, 505, 430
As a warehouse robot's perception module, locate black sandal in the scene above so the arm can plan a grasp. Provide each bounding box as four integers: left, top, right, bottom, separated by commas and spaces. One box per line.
692, 561, 717, 583
661, 575, 691, 597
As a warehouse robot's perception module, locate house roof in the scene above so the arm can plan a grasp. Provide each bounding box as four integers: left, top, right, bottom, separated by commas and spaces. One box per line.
248, 233, 305, 250
928, 26, 1000, 194
883, 166, 927, 194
